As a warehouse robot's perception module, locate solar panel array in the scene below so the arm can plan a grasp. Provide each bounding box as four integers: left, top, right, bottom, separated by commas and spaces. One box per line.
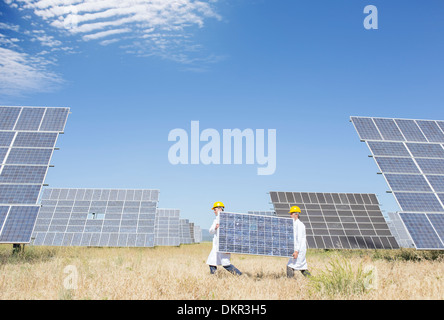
218, 211, 294, 257
351, 116, 444, 249
0, 106, 69, 243
179, 219, 193, 244
194, 225, 202, 243
269, 191, 399, 249
155, 209, 180, 246
32, 188, 158, 247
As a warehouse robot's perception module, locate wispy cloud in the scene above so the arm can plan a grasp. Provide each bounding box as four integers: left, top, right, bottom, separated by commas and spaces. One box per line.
1, 0, 223, 96
8, 0, 221, 53
0, 47, 64, 96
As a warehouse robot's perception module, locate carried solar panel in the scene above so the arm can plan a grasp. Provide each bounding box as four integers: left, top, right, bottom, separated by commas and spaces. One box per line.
0, 106, 69, 244
218, 211, 294, 257
351, 116, 444, 249
269, 191, 398, 249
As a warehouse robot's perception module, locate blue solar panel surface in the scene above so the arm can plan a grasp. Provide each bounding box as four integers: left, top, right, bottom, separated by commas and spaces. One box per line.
218, 211, 294, 257
399, 213, 444, 249
0, 106, 69, 243
351, 116, 444, 249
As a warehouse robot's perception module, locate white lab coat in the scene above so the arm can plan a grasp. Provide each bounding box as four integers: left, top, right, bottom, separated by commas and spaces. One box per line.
287, 218, 308, 270
206, 214, 231, 266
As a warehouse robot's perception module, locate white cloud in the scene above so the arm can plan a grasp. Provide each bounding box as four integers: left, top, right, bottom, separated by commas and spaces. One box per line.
82, 27, 131, 41
0, 47, 64, 96
1, 0, 223, 96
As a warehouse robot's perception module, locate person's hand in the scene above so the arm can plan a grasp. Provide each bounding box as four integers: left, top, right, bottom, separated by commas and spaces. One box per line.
215, 223, 219, 230
293, 251, 299, 259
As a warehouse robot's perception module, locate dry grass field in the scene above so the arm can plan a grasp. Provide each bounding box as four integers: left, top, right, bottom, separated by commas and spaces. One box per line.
0, 242, 443, 300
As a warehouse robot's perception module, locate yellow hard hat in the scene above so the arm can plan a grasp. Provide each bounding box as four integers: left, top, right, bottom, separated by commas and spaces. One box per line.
212, 201, 225, 209
289, 206, 301, 214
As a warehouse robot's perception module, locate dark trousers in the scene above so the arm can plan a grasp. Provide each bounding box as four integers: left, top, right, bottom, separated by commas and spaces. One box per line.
287, 266, 311, 278
209, 264, 242, 275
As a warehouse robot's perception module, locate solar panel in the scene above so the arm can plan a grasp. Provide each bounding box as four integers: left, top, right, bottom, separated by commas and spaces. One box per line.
155, 208, 180, 246
193, 225, 202, 243
31, 188, 159, 247
179, 219, 193, 244
387, 212, 414, 248
0, 106, 69, 244
218, 211, 294, 257
399, 213, 444, 249
351, 116, 444, 249
269, 191, 398, 249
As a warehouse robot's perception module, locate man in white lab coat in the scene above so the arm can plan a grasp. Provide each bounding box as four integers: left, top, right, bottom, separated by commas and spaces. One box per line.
206, 201, 242, 275
287, 206, 311, 278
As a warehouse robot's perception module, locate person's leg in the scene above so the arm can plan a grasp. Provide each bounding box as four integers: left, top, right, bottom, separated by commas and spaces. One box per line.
209, 265, 217, 274
223, 264, 242, 275
286, 266, 295, 278
300, 270, 311, 277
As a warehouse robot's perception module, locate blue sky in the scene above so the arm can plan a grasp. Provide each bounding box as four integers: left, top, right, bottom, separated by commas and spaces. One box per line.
1, 0, 444, 229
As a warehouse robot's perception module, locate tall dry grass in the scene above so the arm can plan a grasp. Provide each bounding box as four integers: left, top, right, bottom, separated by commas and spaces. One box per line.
0, 243, 443, 300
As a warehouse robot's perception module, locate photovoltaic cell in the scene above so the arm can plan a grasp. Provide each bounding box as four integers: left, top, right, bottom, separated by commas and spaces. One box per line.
374, 157, 420, 174
399, 213, 444, 249
406, 143, 444, 158
0, 107, 21, 130
218, 211, 294, 257
393, 119, 427, 142
426, 214, 444, 243
394, 192, 444, 212
14, 107, 45, 131
373, 118, 405, 141
426, 175, 444, 192
350, 117, 382, 141
367, 141, 410, 157
415, 158, 444, 174
269, 191, 398, 249
0, 206, 40, 243
416, 120, 444, 143
39, 108, 69, 132
384, 174, 432, 192
5, 148, 53, 165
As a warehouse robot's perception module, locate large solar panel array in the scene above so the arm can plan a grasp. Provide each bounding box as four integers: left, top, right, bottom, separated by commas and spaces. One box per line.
32, 188, 158, 247
269, 191, 399, 249
0, 106, 69, 243
351, 116, 444, 249
155, 209, 180, 246
218, 211, 294, 257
